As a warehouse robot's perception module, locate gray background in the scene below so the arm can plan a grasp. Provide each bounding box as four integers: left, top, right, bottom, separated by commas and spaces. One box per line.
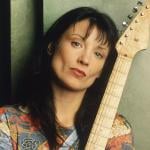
11, 0, 150, 149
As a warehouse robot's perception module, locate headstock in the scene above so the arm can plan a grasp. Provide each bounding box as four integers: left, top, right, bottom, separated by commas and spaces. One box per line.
116, 0, 150, 58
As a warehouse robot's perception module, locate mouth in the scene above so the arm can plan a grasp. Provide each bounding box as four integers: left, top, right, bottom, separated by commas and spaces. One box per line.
70, 68, 86, 78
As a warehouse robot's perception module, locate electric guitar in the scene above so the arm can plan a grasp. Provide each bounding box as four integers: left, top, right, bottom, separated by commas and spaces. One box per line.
85, 0, 150, 149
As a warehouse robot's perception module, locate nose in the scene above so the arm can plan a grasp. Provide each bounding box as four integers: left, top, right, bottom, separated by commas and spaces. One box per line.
77, 50, 90, 66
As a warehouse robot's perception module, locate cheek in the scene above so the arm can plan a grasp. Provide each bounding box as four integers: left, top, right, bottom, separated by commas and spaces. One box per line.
90, 61, 105, 78
89, 69, 101, 81
53, 44, 71, 61
52, 49, 65, 64
51, 49, 71, 74
85, 64, 104, 88
51, 52, 63, 74
51, 53, 59, 66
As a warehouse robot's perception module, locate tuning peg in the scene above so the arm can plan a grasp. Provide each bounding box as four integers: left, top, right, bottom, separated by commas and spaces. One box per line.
132, 6, 138, 13
124, 34, 128, 37
128, 14, 133, 19
146, 5, 150, 9
140, 12, 144, 16
137, 0, 143, 5
122, 21, 128, 27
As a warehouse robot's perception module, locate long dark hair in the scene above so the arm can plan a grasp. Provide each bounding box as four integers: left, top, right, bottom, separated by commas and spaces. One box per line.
20, 7, 118, 149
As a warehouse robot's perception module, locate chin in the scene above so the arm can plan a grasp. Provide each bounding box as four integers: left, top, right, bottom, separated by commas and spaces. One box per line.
57, 79, 87, 92
53, 73, 95, 92
63, 82, 87, 92
62, 79, 95, 92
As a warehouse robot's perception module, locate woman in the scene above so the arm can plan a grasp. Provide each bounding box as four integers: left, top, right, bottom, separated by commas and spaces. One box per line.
0, 7, 134, 149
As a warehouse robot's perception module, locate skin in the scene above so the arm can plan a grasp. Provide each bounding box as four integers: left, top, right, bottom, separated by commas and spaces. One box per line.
50, 19, 110, 127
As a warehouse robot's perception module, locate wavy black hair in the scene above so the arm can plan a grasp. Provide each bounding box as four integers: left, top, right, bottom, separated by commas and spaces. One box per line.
20, 7, 118, 149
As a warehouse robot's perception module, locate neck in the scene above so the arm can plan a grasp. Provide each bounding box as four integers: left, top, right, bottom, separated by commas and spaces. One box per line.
51, 82, 86, 128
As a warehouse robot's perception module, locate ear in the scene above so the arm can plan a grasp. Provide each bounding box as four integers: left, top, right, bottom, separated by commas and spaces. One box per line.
47, 43, 53, 56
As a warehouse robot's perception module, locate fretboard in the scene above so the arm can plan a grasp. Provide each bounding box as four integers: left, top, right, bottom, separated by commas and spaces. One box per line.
85, 54, 133, 150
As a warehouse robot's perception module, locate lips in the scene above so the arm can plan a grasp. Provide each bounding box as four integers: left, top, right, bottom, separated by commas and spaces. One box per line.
70, 68, 86, 78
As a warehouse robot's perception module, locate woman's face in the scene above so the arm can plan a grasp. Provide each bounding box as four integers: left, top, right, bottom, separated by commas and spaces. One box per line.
51, 19, 109, 91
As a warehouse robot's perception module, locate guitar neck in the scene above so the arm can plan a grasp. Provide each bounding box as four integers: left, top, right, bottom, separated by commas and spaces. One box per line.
85, 54, 133, 149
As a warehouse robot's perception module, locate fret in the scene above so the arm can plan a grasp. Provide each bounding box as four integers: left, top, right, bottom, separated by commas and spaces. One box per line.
91, 127, 110, 140
96, 106, 116, 119
101, 102, 118, 110
109, 80, 126, 89
106, 84, 125, 97
87, 143, 106, 150
103, 56, 132, 100
109, 72, 127, 86
93, 117, 114, 130
111, 56, 132, 73
91, 121, 108, 135
104, 91, 121, 98
91, 136, 108, 149
102, 94, 120, 108
87, 142, 105, 150
88, 134, 108, 147
91, 126, 110, 139
95, 110, 116, 127
109, 56, 132, 82
108, 80, 124, 87
113, 55, 132, 67
93, 144, 105, 150
99, 107, 117, 120
112, 67, 129, 75
91, 115, 115, 139
109, 72, 128, 87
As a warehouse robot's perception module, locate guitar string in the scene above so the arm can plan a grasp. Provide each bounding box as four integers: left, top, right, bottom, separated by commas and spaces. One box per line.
100, 55, 131, 142
90, 54, 132, 147
88, 56, 121, 148
96, 55, 125, 143
87, 56, 122, 148
95, 55, 132, 146
94, 55, 128, 146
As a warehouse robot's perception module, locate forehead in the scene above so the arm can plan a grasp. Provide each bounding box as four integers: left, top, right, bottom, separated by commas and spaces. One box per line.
63, 19, 108, 47
65, 19, 97, 37
71, 19, 93, 37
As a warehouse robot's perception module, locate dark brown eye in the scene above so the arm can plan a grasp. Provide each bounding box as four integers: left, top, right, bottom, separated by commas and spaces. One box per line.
94, 51, 103, 59
71, 41, 82, 48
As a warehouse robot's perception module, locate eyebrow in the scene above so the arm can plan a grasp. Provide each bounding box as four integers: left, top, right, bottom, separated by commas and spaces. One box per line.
71, 33, 85, 39
97, 45, 108, 50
